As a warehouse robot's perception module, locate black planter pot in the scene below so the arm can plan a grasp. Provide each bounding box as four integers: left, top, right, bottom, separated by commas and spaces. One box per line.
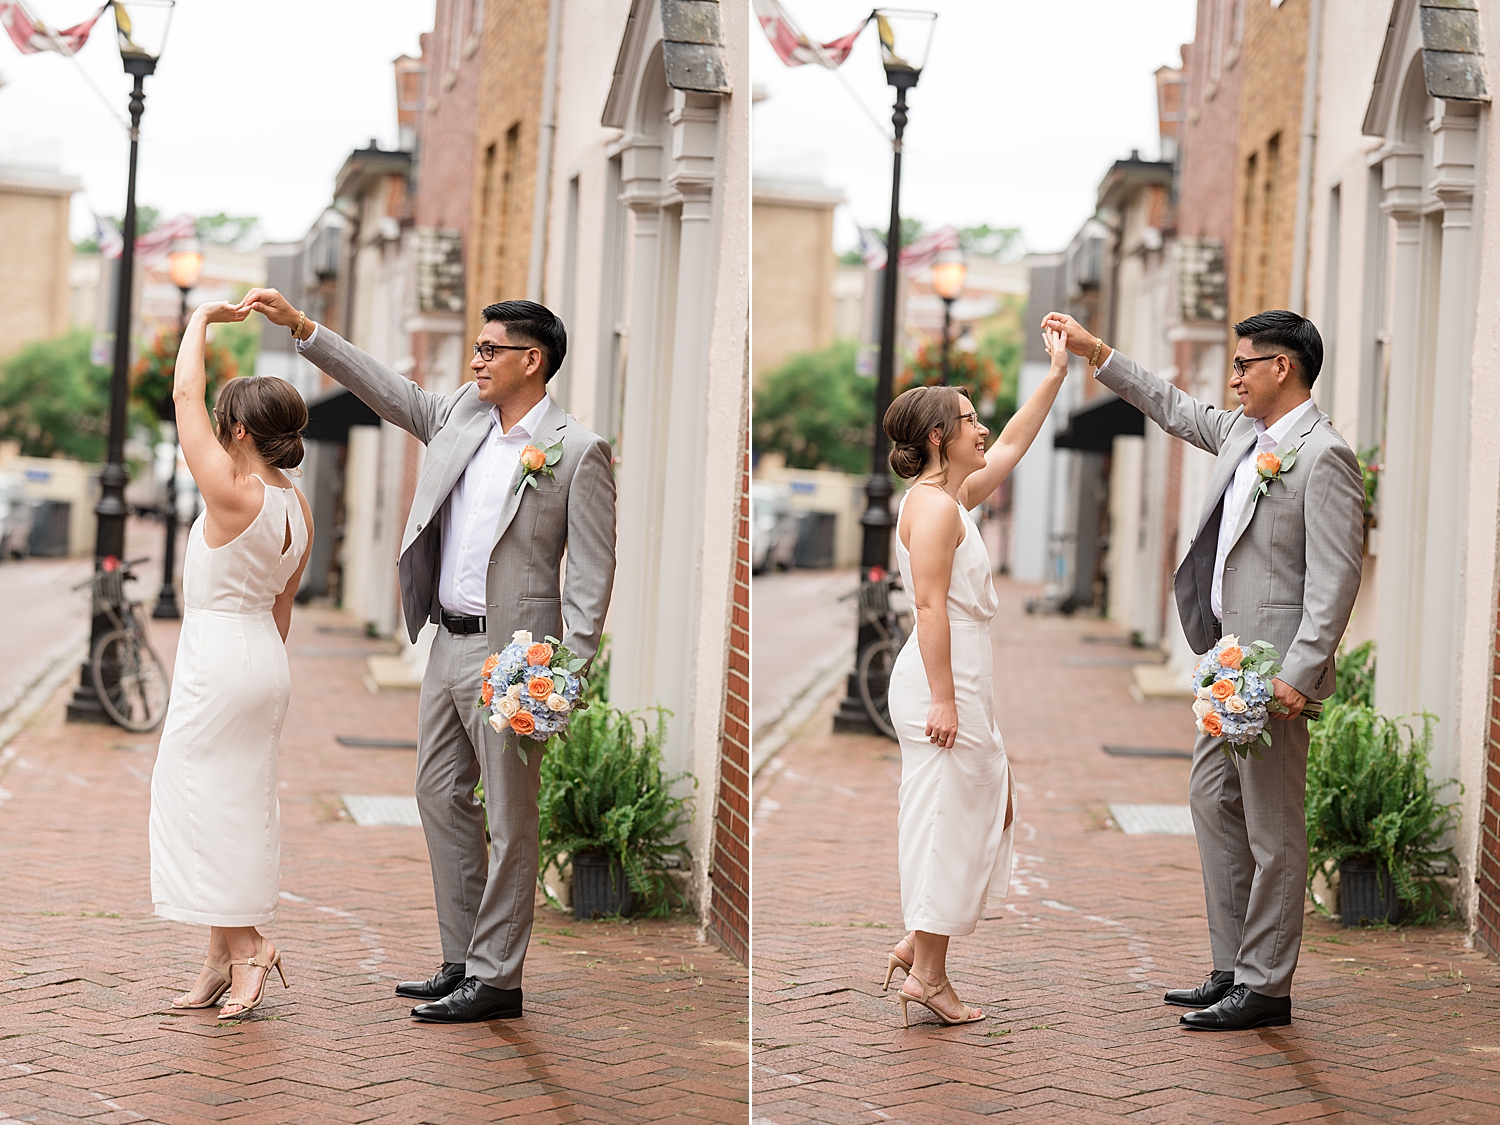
571, 850, 633, 919
1339, 858, 1400, 926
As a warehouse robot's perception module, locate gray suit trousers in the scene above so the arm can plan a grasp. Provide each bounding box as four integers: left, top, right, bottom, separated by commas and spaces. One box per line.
417, 627, 544, 990
1189, 717, 1310, 998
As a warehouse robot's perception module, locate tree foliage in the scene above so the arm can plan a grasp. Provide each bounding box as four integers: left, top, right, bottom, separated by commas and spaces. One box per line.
753, 339, 874, 473
0, 330, 112, 460
131, 328, 237, 423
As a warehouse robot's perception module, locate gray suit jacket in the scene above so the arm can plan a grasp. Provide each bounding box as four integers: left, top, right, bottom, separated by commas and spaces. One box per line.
301, 327, 616, 661
1097, 352, 1364, 701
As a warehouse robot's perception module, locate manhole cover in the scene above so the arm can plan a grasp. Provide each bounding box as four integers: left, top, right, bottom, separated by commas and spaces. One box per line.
1108, 803, 1195, 835
342, 795, 422, 826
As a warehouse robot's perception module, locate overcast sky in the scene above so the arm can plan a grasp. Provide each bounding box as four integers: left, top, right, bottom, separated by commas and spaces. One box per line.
752, 0, 1198, 255
0, 0, 432, 243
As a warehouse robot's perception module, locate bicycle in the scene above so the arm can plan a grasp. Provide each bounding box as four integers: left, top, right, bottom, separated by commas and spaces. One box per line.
845, 572, 913, 741
76, 556, 171, 732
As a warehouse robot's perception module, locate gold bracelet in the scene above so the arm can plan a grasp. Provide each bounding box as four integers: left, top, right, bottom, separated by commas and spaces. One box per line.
292, 311, 306, 341
1087, 338, 1103, 368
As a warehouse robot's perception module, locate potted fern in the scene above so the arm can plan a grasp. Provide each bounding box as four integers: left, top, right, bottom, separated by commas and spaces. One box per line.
537, 703, 694, 919
1305, 701, 1459, 926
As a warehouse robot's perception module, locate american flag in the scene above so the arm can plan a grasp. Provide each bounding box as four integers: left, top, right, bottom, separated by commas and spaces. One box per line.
0, 1, 106, 55
754, 0, 868, 69
97, 212, 198, 263
857, 225, 962, 275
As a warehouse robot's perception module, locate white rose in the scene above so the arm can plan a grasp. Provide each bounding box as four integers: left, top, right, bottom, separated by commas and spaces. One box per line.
546, 693, 570, 713
488, 712, 509, 732
498, 696, 521, 718
1220, 634, 1239, 648
1226, 695, 1248, 714
1195, 718, 1207, 735
1192, 698, 1214, 719
512, 630, 533, 647
1196, 685, 1213, 700
506, 683, 523, 700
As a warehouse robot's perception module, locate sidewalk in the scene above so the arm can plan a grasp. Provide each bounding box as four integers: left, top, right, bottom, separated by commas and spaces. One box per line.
752, 577, 1500, 1124
0, 605, 747, 1124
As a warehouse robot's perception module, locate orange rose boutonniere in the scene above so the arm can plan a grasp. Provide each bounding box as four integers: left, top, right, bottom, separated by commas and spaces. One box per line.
515, 439, 564, 494
1254, 443, 1300, 497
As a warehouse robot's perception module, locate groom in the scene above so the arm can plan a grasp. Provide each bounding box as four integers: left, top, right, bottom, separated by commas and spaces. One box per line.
1044, 309, 1363, 1030
242, 289, 616, 1022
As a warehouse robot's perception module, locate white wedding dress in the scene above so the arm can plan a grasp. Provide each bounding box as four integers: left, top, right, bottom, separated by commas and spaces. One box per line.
888, 486, 1015, 936
149, 477, 308, 926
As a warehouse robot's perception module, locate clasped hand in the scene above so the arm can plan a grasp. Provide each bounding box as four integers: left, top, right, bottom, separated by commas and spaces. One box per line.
1270, 677, 1307, 721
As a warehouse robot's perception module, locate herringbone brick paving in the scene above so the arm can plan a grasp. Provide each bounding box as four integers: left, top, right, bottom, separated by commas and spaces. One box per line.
0, 607, 748, 1123
752, 578, 1500, 1124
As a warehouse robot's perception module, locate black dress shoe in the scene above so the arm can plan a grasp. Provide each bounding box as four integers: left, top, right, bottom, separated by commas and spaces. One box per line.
410, 977, 522, 1022
1179, 984, 1291, 1030
395, 961, 467, 1000
1163, 969, 1236, 1008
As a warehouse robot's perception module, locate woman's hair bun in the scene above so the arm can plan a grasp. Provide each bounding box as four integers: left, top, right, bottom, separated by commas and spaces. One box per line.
213, 376, 310, 472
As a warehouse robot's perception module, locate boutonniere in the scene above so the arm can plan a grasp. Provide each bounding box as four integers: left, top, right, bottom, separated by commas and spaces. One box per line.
1254, 442, 1302, 496
515, 440, 563, 494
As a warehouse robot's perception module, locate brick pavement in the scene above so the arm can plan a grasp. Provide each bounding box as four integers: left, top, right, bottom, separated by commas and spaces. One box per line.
752, 578, 1500, 1124
0, 606, 748, 1124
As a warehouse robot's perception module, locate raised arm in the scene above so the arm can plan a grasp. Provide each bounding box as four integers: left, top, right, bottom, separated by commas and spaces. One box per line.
1041, 311, 1238, 454
560, 436, 617, 667
239, 288, 452, 445
959, 325, 1071, 509
173, 302, 264, 539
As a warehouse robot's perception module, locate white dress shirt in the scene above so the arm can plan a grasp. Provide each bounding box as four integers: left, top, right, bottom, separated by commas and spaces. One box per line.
438, 395, 552, 616
1209, 396, 1318, 620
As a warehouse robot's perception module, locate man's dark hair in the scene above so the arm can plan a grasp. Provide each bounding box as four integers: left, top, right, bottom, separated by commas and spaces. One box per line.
481, 300, 567, 382
1232, 309, 1323, 387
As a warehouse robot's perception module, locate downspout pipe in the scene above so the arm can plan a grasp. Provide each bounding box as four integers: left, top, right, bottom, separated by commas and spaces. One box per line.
1288, 0, 1325, 315
527, 0, 564, 302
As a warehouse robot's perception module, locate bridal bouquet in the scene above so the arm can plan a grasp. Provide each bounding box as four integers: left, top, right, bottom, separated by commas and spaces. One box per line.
1191, 635, 1322, 759
478, 631, 588, 763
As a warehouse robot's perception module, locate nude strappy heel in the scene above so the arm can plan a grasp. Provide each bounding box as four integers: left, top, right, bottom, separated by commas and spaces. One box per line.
898, 970, 984, 1028
882, 931, 916, 991
171, 957, 232, 1009
218, 944, 289, 1018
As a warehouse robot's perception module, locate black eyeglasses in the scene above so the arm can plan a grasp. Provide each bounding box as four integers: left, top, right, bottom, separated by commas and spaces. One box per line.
1232, 354, 1283, 377
473, 343, 536, 362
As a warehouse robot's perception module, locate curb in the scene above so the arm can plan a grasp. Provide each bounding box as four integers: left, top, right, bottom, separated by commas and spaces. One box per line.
751, 643, 853, 777
0, 636, 89, 758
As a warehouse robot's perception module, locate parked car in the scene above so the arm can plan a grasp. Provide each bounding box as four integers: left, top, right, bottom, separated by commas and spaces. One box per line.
0, 472, 33, 559
751, 483, 797, 574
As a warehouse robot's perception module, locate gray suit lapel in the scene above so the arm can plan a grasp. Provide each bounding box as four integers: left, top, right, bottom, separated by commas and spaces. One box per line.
490, 400, 569, 548
425, 403, 494, 517
1195, 424, 1258, 540
1221, 405, 1325, 560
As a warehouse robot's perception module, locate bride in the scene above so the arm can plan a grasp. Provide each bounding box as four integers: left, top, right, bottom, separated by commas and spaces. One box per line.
881, 324, 1072, 1027
148, 301, 313, 1018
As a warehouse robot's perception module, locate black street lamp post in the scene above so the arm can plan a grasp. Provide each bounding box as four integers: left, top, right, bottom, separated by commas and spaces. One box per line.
833, 10, 936, 735
153, 241, 203, 620
68, 1, 176, 723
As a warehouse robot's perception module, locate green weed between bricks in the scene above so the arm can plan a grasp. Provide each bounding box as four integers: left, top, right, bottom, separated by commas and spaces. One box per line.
1305, 643, 1460, 924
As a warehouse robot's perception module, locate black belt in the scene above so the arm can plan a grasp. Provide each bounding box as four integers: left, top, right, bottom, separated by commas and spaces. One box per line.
441, 611, 487, 635
1212, 618, 1223, 642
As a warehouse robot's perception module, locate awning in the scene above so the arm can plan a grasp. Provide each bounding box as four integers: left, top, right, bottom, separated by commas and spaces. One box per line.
303, 386, 381, 443
1053, 391, 1145, 453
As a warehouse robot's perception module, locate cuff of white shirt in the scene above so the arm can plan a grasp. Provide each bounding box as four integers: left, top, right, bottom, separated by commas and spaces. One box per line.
1092, 349, 1114, 378
294, 323, 319, 352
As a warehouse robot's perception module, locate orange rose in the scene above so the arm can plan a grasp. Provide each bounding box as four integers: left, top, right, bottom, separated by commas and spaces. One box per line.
528, 676, 554, 700
1211, 678, 1236, 701
1218, 646, 1244, 670
527, 642, 554, 667
1202, 712, 1223, 737
1256, 451, 1281, 476
482, 653, 501, 677
520, 445, 547, 473
509, 709, 536, 736
480, 682, 494, 706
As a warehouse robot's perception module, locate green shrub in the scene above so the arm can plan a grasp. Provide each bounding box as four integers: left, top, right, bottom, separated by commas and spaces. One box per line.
538, 704, 693, 917
1305, 702, 1459, 923
1328, 640, 1375, 710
